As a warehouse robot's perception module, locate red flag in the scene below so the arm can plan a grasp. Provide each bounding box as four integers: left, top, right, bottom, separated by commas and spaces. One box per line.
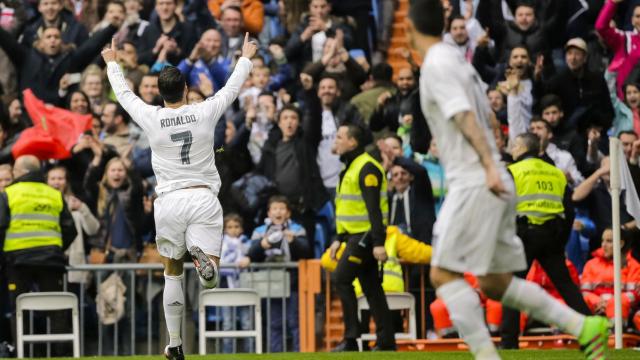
12, 89, 92, 160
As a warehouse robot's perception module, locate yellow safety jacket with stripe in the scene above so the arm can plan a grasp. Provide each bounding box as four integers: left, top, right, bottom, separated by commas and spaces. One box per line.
335, 152, 388, 234
508, 157, 566, 225
3, 182, 64, 252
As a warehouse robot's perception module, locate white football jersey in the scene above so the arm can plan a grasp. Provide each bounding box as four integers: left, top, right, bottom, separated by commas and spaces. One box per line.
106, 58, 253, 195
419, 42, 502, 190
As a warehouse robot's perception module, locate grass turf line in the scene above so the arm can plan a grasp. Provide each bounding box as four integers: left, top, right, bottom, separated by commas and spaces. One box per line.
44, 349, 639, 359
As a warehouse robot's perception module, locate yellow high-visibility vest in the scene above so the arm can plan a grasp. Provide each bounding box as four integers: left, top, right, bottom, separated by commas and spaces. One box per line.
508, 157, 566, 225
335, 152, 388, 234
3, 182, 64, 252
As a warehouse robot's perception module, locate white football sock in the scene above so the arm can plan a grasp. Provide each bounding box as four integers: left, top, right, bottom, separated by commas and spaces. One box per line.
437, 279, 500, 360
501, 277, 585, 337
163, 272, 185, 347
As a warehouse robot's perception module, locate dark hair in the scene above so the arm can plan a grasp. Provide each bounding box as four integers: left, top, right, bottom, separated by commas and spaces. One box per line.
277, 104, 301, 122
446, 14, 465, 32
268, 195, 290, 211
158, 66, 186, 104
66, 90, 90, 111
105, 101, 130, 125
342, 123, 371, 148
371, 63, 393, 82
515, 0, 536, 12
539, 94, 563, 112
221, 5, 242, 17
258, 90, 275, 100
623, 82, 640, 104
409, 0, 445, 36
510, 44, 531, 57
516, 132, 540, 154
530, 117, 552, 132
318, 73, 341, 89
618, 130, 638, 139
224, 213, 243, 228
106, 0, 125, 11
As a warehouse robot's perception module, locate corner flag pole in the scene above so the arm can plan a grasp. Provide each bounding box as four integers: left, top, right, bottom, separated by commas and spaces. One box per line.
609, 137, 623, 349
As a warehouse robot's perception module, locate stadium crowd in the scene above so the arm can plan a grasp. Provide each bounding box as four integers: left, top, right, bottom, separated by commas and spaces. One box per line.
0, 0, 640, 355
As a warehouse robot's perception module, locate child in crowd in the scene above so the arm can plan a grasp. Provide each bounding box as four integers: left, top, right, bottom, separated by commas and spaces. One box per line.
220, 214, 253, 353
247, 196, 309, 352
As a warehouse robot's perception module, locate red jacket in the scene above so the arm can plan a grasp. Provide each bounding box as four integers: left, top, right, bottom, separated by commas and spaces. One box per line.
581, 248, 640, 304
526, 260, 579, 300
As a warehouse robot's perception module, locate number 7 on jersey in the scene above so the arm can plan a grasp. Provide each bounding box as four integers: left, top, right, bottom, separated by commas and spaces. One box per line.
171, 130, 193, 165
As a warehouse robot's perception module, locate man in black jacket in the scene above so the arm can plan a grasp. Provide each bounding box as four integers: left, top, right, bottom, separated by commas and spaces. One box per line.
20, 0, 88, 47
258, 104, 329, 256
0, 19, 121, 104
137, 0, 197, 66
0, 155, 76, 353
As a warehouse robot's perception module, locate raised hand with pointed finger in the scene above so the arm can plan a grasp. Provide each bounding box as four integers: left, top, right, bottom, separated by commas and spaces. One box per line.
241, 32, 257, 59
101, 37, 117, 63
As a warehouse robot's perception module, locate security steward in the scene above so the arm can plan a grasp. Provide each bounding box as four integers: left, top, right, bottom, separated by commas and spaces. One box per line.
500, 133, 591, 348
0, 155, 77, 350
329, 124, 395, 352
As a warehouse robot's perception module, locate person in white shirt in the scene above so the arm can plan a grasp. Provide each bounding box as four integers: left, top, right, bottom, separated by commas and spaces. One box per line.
529, 118, 585, 186
102, 34, 257, 360
408, 1, 608, 360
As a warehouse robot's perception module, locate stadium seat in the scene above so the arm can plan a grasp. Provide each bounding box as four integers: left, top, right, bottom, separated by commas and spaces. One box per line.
15, 292, 80, 358
356, 292, 417, 351
198, 289, 262, 354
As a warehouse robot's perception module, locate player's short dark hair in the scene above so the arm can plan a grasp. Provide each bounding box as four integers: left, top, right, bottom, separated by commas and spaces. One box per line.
540, 94, 563, 112
409, 0, 445, 37
530, 117, 552, 132
618, 130, 638, 139
268, 195, 290, 211
223, 213, 243, 228
516, 132, 540, 154
158, 66, 186, 104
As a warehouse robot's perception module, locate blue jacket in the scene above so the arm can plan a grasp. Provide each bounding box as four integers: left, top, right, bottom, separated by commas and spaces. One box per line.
177, 57, 231, 93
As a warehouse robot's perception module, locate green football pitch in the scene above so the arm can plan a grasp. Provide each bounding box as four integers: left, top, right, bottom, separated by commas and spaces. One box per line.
47, 350, 639, 359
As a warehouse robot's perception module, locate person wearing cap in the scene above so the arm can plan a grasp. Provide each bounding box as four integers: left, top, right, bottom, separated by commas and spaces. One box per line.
328, 123, 395, 352
596, 0, 640, 100
543, 37, 614, 133
500, 132, 592, 349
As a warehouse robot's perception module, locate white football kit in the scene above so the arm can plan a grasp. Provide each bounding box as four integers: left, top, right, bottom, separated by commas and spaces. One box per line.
419, 42, 526, 275
107, 57, 253, 259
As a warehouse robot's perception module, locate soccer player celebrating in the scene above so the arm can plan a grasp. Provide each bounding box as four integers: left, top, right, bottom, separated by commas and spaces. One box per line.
407, 1, 609, 359
102, 34, 257, 359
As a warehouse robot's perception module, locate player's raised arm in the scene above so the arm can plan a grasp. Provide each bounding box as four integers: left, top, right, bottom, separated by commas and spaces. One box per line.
103, 38, 149, 123
201, 33, 256, 121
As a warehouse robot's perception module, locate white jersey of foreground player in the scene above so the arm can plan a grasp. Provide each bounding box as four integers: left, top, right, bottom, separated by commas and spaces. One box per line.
106, 58, 253, 195
419, 42, 502, 190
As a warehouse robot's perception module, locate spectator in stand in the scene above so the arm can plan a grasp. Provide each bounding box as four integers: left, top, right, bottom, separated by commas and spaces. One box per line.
79, 64, 108, 115
302, 35, 367, 101
237, 91, 277, 165
137, 0, 197, 66
257, 104, 329, 255
502, 47, 535, 146
208, 0, 264, 35
300, 73, 365, 197
20, 0, 88, 47
285, 0, 353, 74
0, 164, 12, 191
487, 88, 507, 125
581, 228, 640, 331
543, 38, 614, 133
178, 29, 231, 94
46, 165, 99, 286
83, 156, 143, 263
370, 67, 417, 134
443, 10, 488, 63
539, 94, 590, 175
138, 73, 160, 105
65, 90, 91, 115
529, 118, 585, 187
595, 0, 640, 100
418, 138, 446, 214
388, 156, 435, 244
490, 0, 561, 61
350, 63, 396, 124
0, 18, 121, 104
115, 40, 149, 87
246, 195, 309, 352
122, 0, 150, 46
90, 0, 127, 43
101, 101, 135, 156
219, 5, 245, 60
573, 156, 636, 250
